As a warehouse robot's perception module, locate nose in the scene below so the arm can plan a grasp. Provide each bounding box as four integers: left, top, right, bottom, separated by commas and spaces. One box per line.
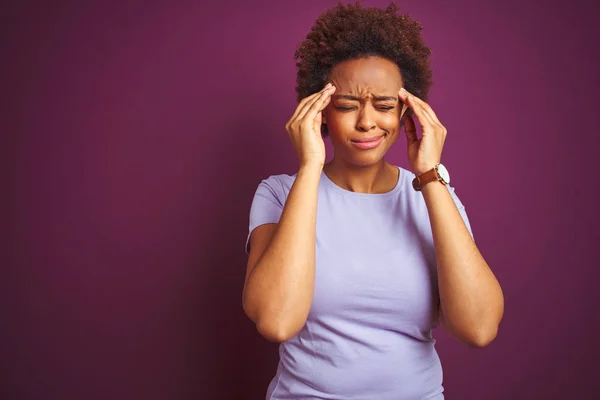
356, 105, 376, 132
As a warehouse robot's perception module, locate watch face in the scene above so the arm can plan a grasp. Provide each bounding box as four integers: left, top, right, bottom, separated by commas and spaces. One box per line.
437, 163, 450, 184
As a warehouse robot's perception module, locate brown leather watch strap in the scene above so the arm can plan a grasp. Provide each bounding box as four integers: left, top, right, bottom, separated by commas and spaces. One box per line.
412, 168, 440, 191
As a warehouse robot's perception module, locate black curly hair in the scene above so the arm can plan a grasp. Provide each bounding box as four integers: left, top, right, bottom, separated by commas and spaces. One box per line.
294, 1, 433, 135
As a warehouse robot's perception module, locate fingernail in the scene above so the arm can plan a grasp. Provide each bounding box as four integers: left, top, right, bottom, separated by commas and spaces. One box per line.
400, 87, 407, 93
325, 83, 332, 89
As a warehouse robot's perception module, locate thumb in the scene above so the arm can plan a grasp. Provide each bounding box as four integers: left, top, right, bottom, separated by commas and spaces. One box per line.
403, 115, 418, 145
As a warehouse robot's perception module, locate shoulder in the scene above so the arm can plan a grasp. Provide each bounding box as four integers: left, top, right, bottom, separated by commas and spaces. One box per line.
253, 171, 298, 203
259, 172, 297, 191
258, 171, 297, 192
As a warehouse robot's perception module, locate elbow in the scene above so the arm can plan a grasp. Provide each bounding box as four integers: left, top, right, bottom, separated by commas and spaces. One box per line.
468, 306, 504, 348
256, 318, 301, 343
242, 298, 302, 343
465, 326, 499, 348
242, 288, 307, 342
442, 314, 500, 348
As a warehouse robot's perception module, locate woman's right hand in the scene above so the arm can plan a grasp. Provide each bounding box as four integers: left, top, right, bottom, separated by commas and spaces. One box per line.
285, 83, 336, 168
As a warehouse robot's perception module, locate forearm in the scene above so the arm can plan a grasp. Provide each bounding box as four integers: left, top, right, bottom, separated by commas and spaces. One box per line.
422, 182, 504, 347
244, 164, 322, 340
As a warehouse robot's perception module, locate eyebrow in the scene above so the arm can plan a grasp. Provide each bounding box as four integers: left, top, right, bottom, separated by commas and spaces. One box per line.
334, 94, 398, 102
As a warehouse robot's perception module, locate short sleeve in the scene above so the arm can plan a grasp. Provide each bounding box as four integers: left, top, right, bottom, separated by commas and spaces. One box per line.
245, 176, 286, 255
446, 184, 475, 241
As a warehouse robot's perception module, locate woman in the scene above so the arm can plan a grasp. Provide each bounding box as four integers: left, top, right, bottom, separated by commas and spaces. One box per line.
242, 2, 504, 399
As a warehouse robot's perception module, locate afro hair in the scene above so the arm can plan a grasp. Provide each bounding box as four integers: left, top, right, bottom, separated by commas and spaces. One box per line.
294, 1, 433, 135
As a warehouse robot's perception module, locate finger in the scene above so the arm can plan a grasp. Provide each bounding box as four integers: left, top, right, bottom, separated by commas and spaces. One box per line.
405, 94, 436, 130
315, 93, 334, 126
399, 102, 409, 119
399, 88, 441, 125
303, 86, 336, 123
289, 91, 323, 124
403, 114, 418, 145
295, 84, 333, 121
399, 89, 429, 123
401, 102, 411, 124
317, 88, 334, 112
287, 91, 322, 133
297, 86, 334, 122
411, 96, 442, 126
407, 95, 448, 140
296, 88, 332, 121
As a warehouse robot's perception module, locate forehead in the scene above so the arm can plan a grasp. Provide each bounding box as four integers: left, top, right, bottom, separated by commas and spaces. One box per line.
329, 56, 403, 93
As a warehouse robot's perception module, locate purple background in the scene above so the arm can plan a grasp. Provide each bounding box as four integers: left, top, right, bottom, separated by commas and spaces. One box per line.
5, 0, 600, 398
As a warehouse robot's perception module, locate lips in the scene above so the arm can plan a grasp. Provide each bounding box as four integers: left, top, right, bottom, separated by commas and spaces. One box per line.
351, 135, 384, 143
350, 134, 385, 150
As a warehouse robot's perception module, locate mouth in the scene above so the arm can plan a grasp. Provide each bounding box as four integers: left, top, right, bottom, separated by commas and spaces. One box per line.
350, 134, 385, 150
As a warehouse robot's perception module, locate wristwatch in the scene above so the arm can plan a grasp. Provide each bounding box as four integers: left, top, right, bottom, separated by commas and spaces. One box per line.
412, 163, 450, 191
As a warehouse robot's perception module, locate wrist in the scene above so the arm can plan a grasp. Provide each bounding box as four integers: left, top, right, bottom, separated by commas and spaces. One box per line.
299, 162, 324, 173
413, 162, 439, 176
412, 162, 450, 191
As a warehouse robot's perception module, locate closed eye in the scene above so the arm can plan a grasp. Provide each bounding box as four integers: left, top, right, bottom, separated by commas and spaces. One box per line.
336, 106, 357, 111
336, 106, 395, 111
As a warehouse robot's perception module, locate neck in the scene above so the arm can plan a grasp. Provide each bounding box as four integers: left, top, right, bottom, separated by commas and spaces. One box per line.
323, 157, 398, 194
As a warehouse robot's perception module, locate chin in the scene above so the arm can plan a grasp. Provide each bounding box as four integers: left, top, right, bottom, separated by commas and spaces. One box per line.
344, 151, 387, 167
348, 143, 393, 167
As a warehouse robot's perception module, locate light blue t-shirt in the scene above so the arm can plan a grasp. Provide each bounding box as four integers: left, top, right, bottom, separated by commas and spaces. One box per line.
246, 166, 474, 400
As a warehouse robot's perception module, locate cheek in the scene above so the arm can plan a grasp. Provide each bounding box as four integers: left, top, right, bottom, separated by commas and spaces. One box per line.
325, 111, 354, 133
381, 113, 401, 130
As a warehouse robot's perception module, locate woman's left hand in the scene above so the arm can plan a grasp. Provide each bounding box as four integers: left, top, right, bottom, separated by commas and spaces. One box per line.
398, 88, 447, 176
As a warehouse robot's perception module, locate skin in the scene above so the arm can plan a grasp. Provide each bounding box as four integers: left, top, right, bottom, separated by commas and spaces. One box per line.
243, 56, 504, 347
